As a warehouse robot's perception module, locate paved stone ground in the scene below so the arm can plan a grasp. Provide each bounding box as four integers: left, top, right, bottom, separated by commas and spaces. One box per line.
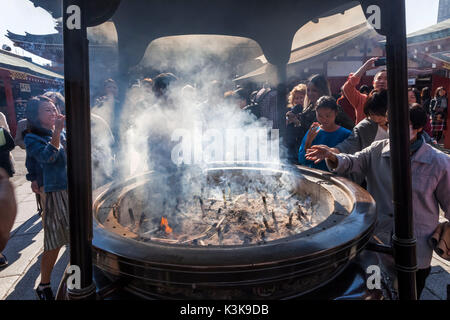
0, 147, 448, 300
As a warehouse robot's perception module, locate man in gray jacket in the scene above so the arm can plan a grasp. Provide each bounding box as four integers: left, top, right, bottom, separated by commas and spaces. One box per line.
305, 105, 450, 297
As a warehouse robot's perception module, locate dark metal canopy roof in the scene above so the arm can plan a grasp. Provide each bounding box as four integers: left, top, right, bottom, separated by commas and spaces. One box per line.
235, 19, 383, 82
37, 0, 389, 74
99, 0, 383, 74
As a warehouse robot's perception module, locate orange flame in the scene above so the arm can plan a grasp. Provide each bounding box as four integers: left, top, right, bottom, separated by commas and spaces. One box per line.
160, 217, 173, 234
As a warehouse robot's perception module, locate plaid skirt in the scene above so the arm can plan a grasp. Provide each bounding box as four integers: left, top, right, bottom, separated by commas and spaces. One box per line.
43, 190, 70, 251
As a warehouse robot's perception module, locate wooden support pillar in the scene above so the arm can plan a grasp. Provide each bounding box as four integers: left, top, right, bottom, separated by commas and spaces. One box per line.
385, 0, 417, 300
63, 0, 96, 300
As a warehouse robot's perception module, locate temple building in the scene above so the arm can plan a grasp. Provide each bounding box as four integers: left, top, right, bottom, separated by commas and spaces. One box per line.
0, 49, 63, 136
406, 17, 450, 148
6, 17, 119, 101
6, 20, 64, 74
406, 18, 450, 82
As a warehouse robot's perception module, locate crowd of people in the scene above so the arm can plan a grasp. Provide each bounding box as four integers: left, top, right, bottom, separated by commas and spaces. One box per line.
280, 57, 449, 297
0, 56, 449, 299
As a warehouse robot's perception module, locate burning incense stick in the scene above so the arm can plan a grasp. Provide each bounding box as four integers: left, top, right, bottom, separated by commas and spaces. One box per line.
137, 211, 148, 233
260, 230, 266, 243
263, 215, 270, 230
217, 227, 223, 244
271, 210, 278, 231
194, 196, 206, 217
245, 186, 249, 204
287, 211, 294, 228
128, 208, 136, 227
222, 189, 227, 208
297, 205, 305, 222
261, 195, 271, 221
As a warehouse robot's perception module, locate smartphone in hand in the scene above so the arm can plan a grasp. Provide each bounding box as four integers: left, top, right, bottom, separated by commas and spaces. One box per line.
374, 57, 386, 66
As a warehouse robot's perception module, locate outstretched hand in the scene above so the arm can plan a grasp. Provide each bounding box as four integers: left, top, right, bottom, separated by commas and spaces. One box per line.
305, 145, 333, 164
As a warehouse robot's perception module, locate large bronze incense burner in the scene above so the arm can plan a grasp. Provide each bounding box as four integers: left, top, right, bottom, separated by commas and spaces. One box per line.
91, 163, 376, 299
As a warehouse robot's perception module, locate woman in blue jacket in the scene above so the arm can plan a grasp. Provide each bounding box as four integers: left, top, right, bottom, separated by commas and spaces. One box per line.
24, 96, 69, 300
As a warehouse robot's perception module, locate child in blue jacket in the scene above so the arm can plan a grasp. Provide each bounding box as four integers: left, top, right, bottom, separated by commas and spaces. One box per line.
298, 96, 351, 171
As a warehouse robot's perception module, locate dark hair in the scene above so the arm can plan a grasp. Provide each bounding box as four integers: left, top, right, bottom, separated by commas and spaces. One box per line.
233, 88, 248, 100
374, 69, 387, 80
409, 87, 421, 104
235, 86, 253, 105
359, 85, 370, 94
364, 89, 388, 116
43, 91, 65, 114
410, 103, 427, 130
434, 86, 447, 98
421, 87, 431, 100
304, 74, 331, 108
25, 95, 55, 130
315, 96, 339, 112
153, 73, 178, 92
308, 74, 331, 96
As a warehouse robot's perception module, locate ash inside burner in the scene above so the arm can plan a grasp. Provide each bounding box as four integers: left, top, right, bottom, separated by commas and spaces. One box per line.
92, 167, 375, 300
96, 167, 341, 247
134, 188, 321, 246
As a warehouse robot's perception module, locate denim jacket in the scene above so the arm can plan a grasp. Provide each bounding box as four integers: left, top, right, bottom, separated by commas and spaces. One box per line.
25, 151, 44, 187
24, 130, 67, 192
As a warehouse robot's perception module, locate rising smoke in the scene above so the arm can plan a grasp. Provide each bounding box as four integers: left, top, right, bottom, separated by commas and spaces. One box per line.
91, 35, 295, 226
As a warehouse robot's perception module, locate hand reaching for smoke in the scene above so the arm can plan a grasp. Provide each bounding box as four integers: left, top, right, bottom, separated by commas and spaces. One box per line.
305, 145, 335, 164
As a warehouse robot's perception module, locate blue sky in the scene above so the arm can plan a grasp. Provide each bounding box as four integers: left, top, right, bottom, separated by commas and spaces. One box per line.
0, 0, 441, 65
